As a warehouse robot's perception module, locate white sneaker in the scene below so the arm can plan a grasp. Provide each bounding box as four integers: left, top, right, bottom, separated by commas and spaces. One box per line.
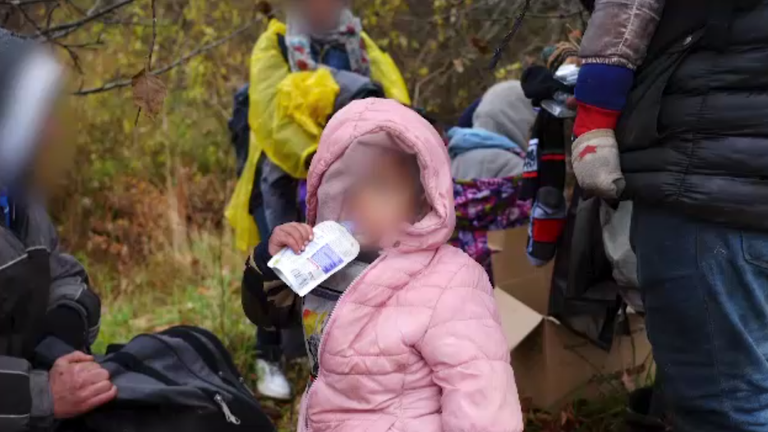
256, 359, 292, 400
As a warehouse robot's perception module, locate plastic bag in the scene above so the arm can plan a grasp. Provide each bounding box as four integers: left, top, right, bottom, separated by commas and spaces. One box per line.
600, 200, 643, 312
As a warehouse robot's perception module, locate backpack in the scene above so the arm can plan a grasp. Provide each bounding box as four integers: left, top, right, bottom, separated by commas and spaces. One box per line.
63, 326, 275, 432
229, 85, 251, 178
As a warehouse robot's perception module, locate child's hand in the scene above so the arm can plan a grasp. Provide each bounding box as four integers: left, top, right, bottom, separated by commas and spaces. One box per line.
269, 223, 314, 256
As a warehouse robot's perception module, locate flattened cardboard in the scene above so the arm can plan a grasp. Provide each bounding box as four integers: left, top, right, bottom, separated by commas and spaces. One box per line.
493, 288, 542, 349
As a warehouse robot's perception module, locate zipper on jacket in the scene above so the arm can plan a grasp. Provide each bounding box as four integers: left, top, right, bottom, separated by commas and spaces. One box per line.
303, 253, 386, 429
215, 393, 242, 425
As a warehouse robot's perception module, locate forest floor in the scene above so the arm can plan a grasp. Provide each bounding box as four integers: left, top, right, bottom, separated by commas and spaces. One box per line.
89, 230, 630, 432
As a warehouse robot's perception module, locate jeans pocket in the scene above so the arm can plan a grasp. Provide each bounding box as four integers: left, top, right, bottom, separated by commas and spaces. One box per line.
741, 231, 768, 271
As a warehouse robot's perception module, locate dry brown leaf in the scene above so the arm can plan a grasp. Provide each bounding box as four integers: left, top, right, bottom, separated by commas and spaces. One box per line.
256, 1, 273, 17
470, 36, 490, 55
131, 68, 167, 119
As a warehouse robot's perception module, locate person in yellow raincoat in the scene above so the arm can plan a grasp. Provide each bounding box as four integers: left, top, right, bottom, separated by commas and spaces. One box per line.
225, 0, 410, 400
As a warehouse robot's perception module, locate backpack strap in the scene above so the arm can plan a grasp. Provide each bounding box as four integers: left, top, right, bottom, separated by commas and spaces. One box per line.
277, 34, 289, 64
160, 328, 221, 377
163, 326, 245, 385
106, 351, 180, 387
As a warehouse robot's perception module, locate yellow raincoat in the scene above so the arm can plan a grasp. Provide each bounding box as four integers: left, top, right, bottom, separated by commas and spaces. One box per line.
226, 20, 411, 251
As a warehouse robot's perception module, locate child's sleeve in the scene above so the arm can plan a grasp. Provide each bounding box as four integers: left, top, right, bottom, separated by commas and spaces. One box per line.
241, 242, 301, 330
417, 262, 524, 432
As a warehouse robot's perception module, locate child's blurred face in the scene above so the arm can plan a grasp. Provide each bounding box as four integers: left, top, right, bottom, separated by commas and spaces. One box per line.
342, 151, 425, 249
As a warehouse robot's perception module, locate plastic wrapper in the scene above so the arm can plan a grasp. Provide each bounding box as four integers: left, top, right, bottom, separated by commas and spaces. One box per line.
268, 221, 360, 297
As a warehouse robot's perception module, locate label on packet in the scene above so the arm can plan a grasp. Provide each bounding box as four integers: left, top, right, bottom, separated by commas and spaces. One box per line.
267, 221, 360, 297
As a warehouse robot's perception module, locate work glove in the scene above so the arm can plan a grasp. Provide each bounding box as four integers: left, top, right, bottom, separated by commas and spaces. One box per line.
572, 129, 625, 200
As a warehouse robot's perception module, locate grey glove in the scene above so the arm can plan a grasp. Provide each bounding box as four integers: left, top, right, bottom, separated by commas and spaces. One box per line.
572, 129, 626, 199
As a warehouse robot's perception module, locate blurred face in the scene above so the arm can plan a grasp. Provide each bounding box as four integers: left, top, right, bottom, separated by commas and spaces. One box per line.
29, 101, 75, 194
302, 0, 347, 32
341, 151, 427, 250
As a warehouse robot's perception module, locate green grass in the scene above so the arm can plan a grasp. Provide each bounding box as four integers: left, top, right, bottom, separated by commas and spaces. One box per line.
89, 230, 632, 432
88, 231, 305, 431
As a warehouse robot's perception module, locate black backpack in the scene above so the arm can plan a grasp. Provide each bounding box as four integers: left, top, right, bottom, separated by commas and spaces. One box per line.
62, 326, 275, 432
229, 84, 251, 178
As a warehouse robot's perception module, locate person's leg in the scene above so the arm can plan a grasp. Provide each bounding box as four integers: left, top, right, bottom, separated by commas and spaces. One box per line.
633, 205, 768, 432
253, 156, 298, 399
255, 327, 291, 400
255, 326, 282, 363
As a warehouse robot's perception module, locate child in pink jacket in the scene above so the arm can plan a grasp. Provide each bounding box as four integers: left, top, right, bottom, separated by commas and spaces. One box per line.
242, 98, 523, 432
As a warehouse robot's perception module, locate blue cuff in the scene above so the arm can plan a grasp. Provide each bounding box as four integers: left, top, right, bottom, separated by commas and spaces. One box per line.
575, 63, 634, 111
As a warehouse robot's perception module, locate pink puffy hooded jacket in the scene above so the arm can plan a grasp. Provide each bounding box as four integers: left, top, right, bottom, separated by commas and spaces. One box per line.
298, 98, 523, 432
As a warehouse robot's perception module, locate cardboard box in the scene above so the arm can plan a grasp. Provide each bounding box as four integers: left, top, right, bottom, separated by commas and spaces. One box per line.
496, 289, 653, 408
490, 227, 653, 409
488, 229, 553, 315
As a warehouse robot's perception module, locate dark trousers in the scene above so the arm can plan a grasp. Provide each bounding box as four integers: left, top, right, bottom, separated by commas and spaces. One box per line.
252, 157, 304, 363
633, 205, 768, 432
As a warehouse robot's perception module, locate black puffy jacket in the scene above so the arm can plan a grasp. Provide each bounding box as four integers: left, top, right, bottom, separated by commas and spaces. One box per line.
617, 0, 768, 230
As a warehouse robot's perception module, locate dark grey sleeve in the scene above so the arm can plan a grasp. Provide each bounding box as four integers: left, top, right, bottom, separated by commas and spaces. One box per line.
48, 251, 101, 346
330, 69, 385, 113
0, 356, 53, 432
26, 202, 101, 347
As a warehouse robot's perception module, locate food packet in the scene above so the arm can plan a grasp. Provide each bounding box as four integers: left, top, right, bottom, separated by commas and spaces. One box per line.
268, 221, 360, 297
554, 63, 580, 86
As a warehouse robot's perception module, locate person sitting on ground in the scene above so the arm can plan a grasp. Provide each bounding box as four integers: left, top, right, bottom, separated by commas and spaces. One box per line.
225, 0, 410, 401
241, 98, 523, 432
0, 28, 114, 431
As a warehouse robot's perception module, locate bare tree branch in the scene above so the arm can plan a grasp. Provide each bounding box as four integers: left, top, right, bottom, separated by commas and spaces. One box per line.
74, 18, 260, 96
40, 0, 136, 39
0, 0, 58, 5
147, 0, 156, 68
134, 0, 157, 125
13, 1, 84, 72
490, 0, 532, 68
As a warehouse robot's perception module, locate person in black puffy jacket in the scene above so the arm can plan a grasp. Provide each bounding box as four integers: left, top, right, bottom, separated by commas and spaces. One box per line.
575, 1, 768, 431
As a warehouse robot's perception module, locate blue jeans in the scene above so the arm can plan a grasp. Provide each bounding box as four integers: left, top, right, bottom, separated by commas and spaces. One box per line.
633, 205, 768, 432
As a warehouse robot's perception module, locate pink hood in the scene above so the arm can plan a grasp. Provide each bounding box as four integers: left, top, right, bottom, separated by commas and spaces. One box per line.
306, 98, 455, 252
300, 99, 523, 432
